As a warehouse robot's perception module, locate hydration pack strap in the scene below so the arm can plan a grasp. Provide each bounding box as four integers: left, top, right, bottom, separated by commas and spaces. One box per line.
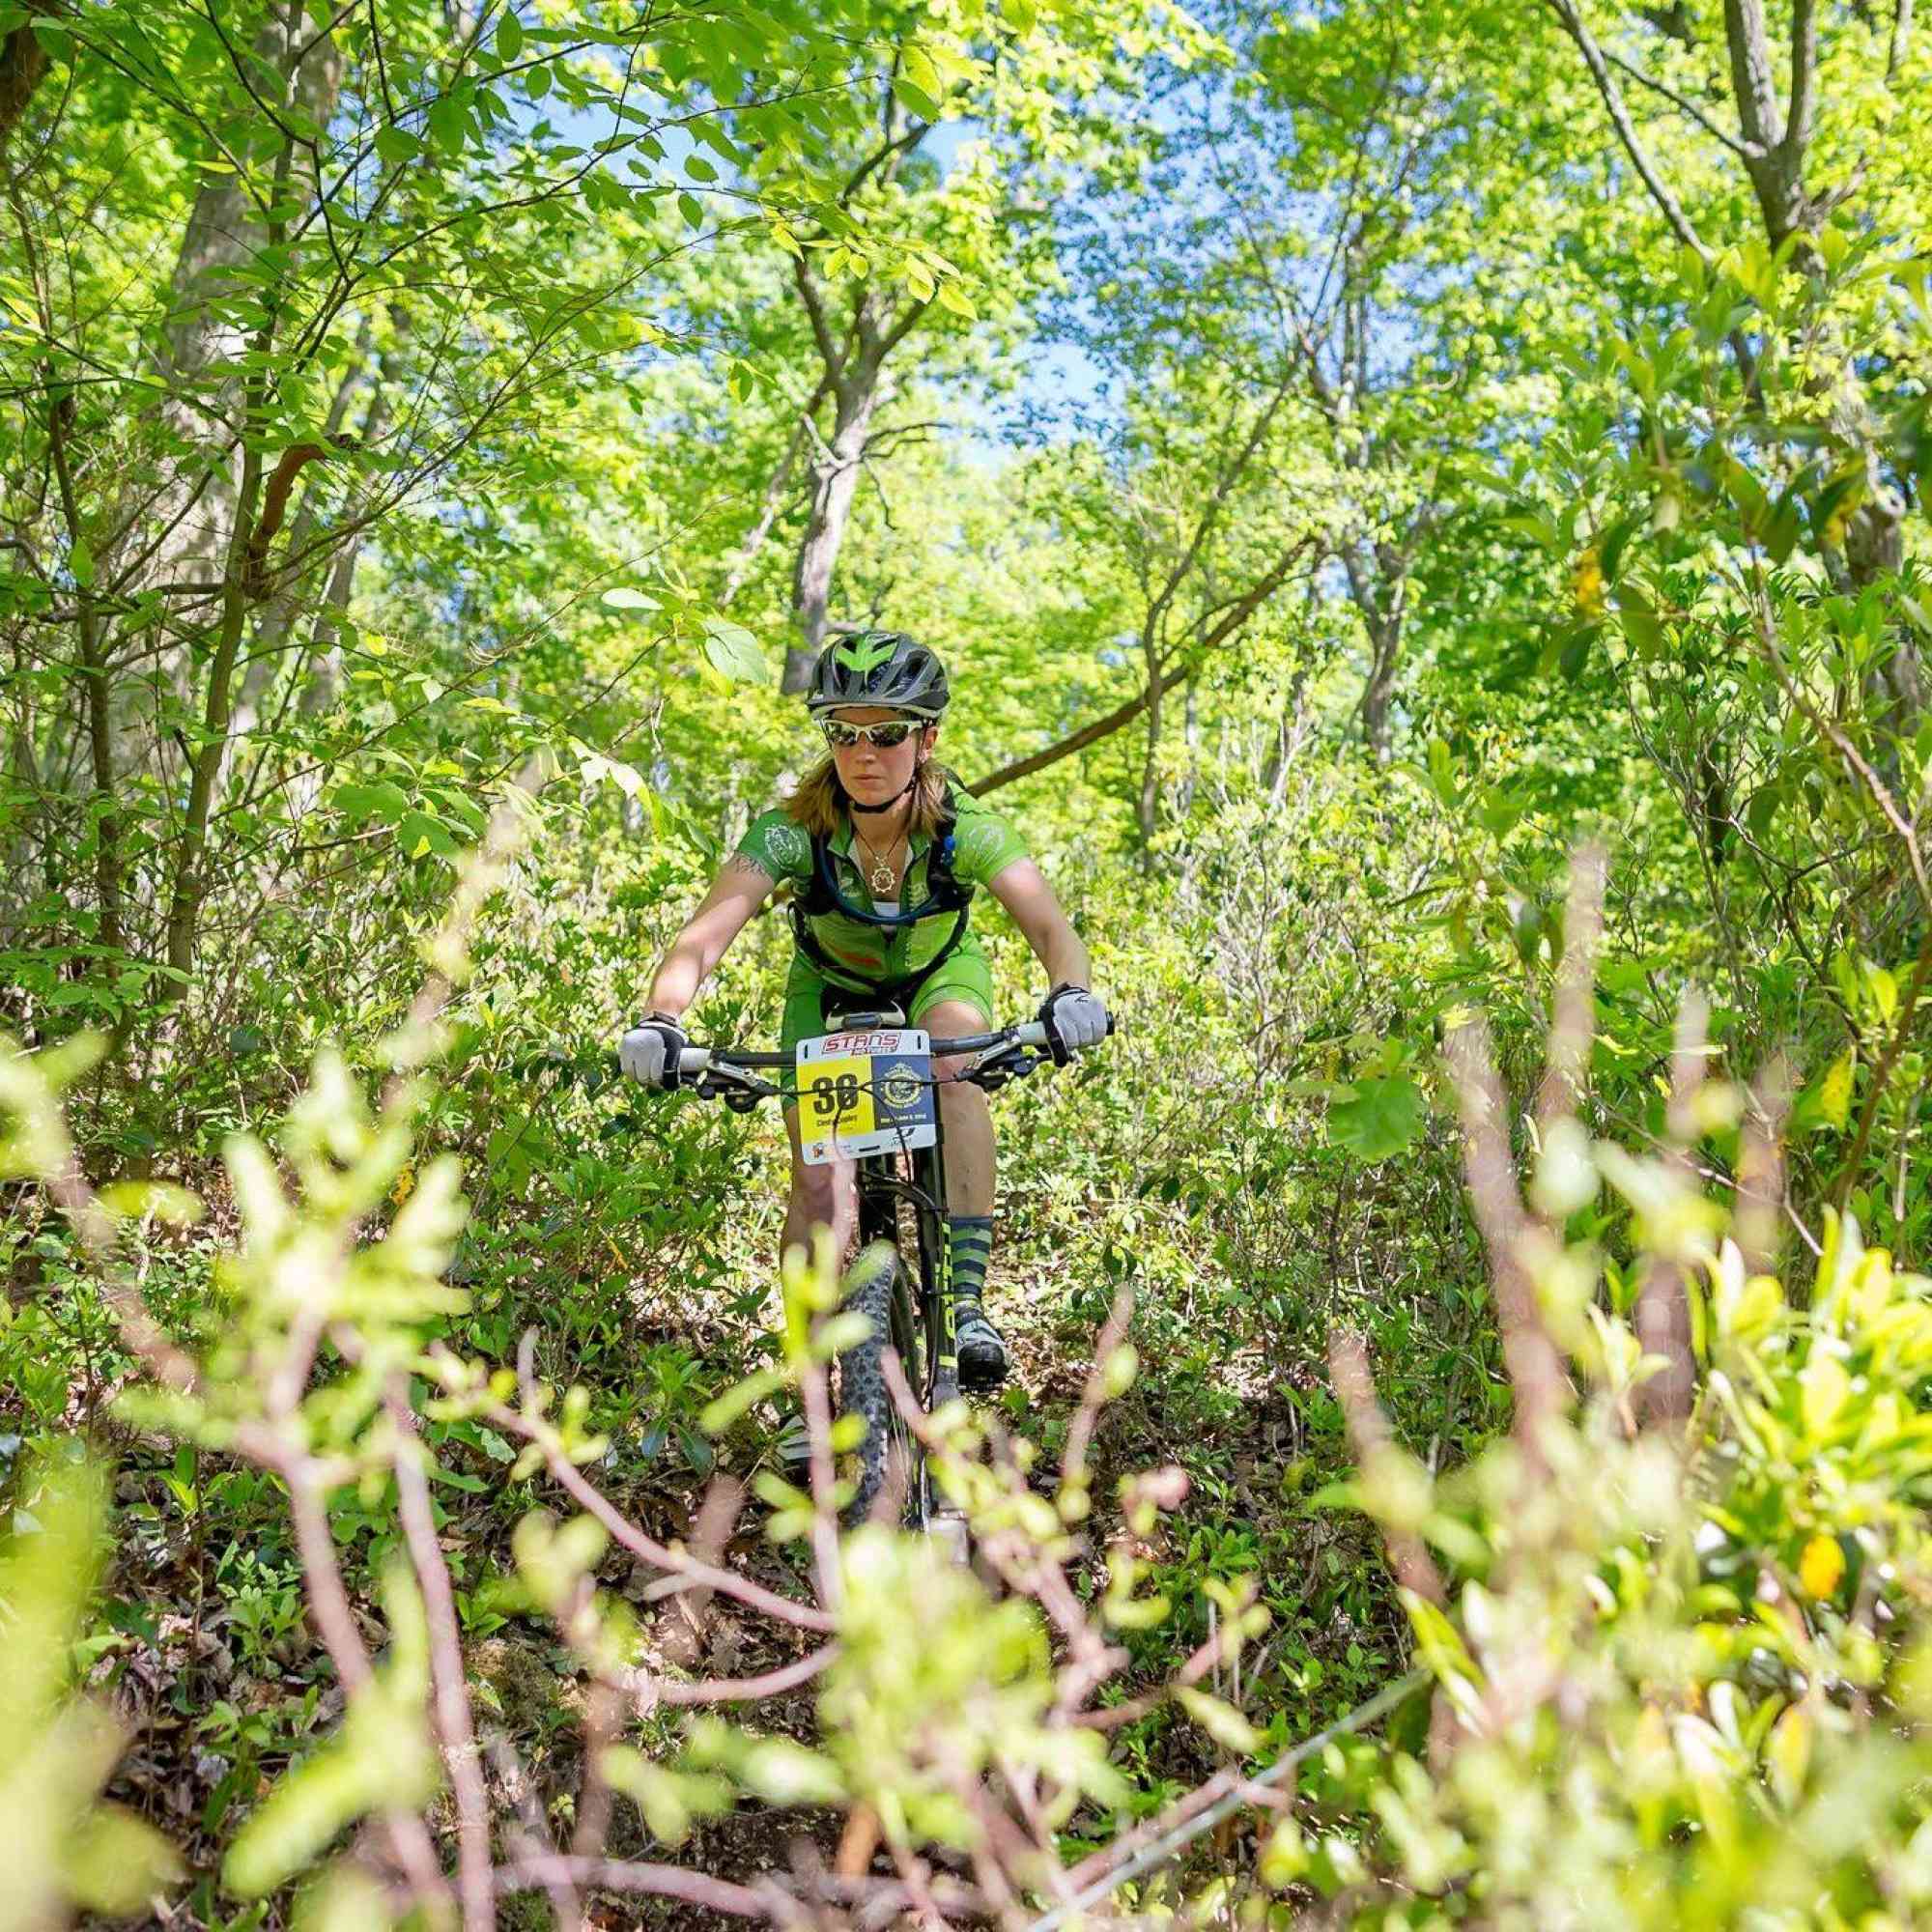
791, 783, 972, 1002
792, 897, 972, 1010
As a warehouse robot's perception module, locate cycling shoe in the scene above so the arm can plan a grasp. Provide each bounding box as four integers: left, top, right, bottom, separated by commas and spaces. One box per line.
955, 1302, 1009, 1391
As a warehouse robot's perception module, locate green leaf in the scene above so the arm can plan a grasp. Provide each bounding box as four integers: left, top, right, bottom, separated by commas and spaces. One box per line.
702, 617, 767, 684
374, 126, 421, 166
223, 1576, 436, 1896
1800, 1353, 1850, 1438
69, 540, 93, 587
427, 95, 469, 156
1616, 585, 1665, 658
1797, 1049, 1855, 1133
601, 586, 658, 610
98, 1180, 205, 1226
1174, 1686, 1261, 1755
1327, 1077, 1425, 1163
395, 810, 457, 860
900, 43, 945, 106
678, 192, 704, 230
332, 781, 411, 824
1557, 622, 1597, 683
496, 9, 524, 62
894, 74, 943, 120
1472, 784, 1525, 839
1598, 512, 1640, 583
427, 787, 487, 836
577, 749, 645, 799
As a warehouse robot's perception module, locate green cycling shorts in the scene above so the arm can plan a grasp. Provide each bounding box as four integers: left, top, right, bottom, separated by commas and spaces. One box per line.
778, 937, 995, 1096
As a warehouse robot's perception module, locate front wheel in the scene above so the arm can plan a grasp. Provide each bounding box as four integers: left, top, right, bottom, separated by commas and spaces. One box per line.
835, 1248, 922, 1529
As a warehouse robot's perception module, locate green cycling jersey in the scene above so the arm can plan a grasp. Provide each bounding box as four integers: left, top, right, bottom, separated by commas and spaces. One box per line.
734, 781, 1028, 990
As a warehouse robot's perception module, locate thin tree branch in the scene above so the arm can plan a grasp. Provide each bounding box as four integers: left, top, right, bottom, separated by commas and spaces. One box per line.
1329, 1327, 1447, 1605
838, 117, 929, 205
791, 253, 847, 384
387, 1382, 497, 1932
1723, 0, 1786, 151
492, 1857, 767, 1917
875, 292, 933, 361
1547, 0, 1715, 261
1536, 841, 1609, 1132
1635, 989, 1706, 1428
1445, 1017, 1573, 1448
1605, 45, 1760, 156
1786, 0, 1819, 154
970, 541, 1313, 796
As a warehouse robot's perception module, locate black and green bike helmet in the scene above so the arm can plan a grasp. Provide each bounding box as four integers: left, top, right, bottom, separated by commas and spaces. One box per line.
806, 630, 951, 719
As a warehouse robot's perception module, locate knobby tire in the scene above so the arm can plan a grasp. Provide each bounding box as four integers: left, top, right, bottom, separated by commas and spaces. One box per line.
836, 1251, 918, 1529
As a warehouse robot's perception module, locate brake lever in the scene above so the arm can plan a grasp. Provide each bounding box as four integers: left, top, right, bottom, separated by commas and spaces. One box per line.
964, 1044, 1043, 1090
692, 1065, 779, 1110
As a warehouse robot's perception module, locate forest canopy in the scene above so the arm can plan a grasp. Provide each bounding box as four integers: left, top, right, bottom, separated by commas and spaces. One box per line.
4, 0, 1932, 1925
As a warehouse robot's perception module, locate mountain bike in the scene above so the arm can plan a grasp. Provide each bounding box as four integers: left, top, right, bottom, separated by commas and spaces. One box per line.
670, 1006, 1100, 1551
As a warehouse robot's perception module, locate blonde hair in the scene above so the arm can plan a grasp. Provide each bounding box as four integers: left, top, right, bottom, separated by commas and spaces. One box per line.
785, 753, 952, 840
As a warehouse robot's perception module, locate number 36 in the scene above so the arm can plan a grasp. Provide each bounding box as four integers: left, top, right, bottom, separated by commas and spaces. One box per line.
810, 1071, 862, 1115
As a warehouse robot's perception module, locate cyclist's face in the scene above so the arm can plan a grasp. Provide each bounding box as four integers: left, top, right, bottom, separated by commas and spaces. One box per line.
828, 706, 933, 805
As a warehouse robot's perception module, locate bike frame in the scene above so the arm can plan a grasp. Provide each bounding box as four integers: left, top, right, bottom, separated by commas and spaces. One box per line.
666, 1011, 1077, 1543
854, 1131, 956, 1532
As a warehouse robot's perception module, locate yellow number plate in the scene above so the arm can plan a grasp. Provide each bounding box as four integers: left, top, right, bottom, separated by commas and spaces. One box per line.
796, 1027, 936, 1166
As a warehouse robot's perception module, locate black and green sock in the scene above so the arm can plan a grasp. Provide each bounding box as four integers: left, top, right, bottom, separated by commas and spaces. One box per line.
947, 1213, 995, 1315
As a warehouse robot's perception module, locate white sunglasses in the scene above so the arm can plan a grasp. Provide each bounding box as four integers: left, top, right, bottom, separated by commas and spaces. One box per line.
821, 718, 923, 749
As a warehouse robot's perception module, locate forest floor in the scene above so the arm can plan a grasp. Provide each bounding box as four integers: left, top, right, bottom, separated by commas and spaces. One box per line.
53, 1159, 1415, 1929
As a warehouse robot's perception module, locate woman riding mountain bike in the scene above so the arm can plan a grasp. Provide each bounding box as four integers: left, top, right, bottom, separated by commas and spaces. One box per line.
617, 630, 1110, 1389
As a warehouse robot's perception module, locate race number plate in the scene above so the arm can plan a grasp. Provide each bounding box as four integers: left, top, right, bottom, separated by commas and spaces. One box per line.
796, 1026, 937, 1166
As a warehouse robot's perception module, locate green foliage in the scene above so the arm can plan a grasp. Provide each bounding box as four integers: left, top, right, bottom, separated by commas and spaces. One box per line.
3, 0, 1931, 1917
0, 1450, 182, 1926
1327, 1171, 1932, 1924
222, 1563, 438, 1900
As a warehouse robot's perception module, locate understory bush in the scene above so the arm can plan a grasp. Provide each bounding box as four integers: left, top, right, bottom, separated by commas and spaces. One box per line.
9, 852, 1932, 1929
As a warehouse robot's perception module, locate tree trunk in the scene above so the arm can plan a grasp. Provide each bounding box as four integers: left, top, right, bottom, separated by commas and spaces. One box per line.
0, 1, 56, 154
723, 379, 829, 610
1262, 662, 1312, 805
161, 445, 264, 992
1358, 620, 1403, 766
1175, 677, 1200, 817
47, 384, 126, 963
99, 10, 344, 630
1137, 633, 1164, 855
221, 328, 399, 794
1341, 541, 1408, 766
781, 365, 881, 694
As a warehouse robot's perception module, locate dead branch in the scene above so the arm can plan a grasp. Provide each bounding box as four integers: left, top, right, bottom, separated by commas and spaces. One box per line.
1444, 1017, 1573, 1447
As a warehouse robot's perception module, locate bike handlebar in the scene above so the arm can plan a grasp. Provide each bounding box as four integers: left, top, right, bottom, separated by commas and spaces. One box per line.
671, 1018, 1055, 1080
663, 1015, 1114, 1107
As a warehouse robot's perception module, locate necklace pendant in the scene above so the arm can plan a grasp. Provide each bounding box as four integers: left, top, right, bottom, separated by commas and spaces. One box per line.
868, 859, 897, 895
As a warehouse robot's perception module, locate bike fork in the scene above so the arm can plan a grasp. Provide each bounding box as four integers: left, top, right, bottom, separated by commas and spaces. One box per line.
914, 1141, 971, 1563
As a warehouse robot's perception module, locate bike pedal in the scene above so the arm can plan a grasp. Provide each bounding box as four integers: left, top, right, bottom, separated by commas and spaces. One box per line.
777, 1414, 811, 1464
930, 1513, 971, 1566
